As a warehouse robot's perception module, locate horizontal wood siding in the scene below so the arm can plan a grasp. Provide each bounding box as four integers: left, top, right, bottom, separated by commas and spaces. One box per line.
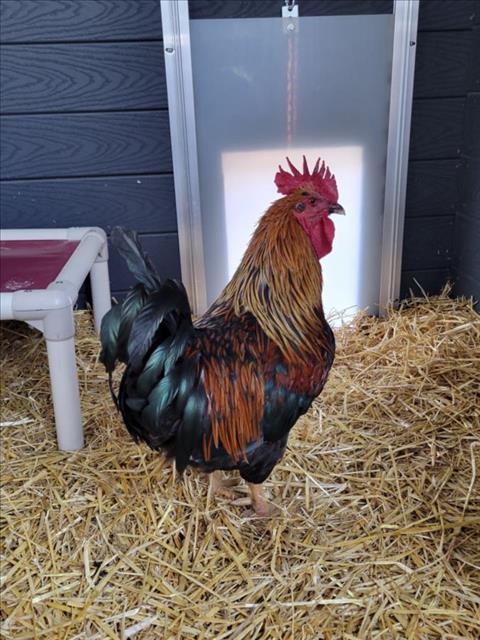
405, 160, 460, 217
452, 31, 480, 310
0, 0, 179, 304
454, 213, 480, 276
402, 218, 454, 271
1, 112, 172, 179
412, 31, 473, 98
417, 0, 476, 30
401, 0, 478, 299
0, 0, 163, 42
1, 175, 177, 232
409, 98, 465, 160
1, 43, 167, 113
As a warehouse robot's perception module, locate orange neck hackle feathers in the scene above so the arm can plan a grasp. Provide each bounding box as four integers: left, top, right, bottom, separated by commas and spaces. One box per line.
218, 192, 330, 363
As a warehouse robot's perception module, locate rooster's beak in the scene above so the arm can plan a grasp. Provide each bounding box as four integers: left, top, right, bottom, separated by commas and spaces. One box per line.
329, 203, 345, 215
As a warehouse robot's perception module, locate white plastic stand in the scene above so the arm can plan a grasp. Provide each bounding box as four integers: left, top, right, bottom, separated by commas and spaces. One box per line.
46, 336, 84, 450
0, 227, 112, 451
90, 258, 111, 335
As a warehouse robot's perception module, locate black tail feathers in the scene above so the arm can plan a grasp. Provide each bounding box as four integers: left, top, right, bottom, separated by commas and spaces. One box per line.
110, 227, 161, 292
99, 229, 193, 404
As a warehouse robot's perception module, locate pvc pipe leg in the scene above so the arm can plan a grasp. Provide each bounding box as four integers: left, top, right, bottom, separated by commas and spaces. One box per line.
46, 337, 84, 451
90, 259, 111, 335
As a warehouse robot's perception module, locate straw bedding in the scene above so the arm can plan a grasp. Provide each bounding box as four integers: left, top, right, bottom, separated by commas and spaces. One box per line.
1, 291, 479, 639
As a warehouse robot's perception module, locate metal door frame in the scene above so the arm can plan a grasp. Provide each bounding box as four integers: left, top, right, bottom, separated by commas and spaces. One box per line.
160, 0, 419, 315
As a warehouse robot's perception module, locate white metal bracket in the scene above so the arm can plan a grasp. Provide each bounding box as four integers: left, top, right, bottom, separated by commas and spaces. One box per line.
282, 1, 299, 33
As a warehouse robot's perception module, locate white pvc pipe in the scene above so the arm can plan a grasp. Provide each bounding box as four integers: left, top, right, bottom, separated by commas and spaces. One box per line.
0, 226, 106, 243
90, 259, 111, 334
54, 232, 106, 293
66, 227, 106, 243
46, 337, 84, 451
0, 293, 14, 320
0, 228, 70, 241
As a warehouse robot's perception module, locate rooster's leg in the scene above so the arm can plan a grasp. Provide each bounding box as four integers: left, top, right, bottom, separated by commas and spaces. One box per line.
210, 470, 237, 500
248, 483, 271, 516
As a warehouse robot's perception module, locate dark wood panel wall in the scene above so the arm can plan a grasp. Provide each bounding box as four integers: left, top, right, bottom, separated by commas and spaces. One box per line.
401, 0, 479, 300
452, 24, 480, 310
0, 0, 180, 300
1, 0, 478, 306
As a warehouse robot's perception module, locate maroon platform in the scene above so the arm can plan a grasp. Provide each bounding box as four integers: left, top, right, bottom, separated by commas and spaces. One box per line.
0, 240, 79, 293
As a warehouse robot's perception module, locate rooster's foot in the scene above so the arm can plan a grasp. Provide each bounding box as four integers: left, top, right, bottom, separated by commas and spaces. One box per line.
248, 483, 273, 517
210, 471, 238, 500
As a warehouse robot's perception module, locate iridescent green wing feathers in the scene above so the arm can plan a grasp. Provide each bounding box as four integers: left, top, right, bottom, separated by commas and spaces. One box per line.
99, 229, 195, 440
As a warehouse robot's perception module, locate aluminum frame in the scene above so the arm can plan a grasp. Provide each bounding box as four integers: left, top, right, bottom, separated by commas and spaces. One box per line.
161, 0, 419, 314
160, 0, 207, 314
379, 0, 419, 311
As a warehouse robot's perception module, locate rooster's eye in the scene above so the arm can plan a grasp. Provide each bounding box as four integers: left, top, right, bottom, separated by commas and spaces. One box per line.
310, 198, 317, 205
295, 202, 305, 213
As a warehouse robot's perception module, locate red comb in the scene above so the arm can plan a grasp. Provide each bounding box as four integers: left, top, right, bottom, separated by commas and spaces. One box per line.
274, 156, 338, 202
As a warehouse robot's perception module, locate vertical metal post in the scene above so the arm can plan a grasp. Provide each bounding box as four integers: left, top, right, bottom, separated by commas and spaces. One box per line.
379, 0, 419, 312
160, 0, 207, 314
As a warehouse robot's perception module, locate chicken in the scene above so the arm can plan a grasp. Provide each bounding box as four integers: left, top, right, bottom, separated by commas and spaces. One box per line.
100, 157, 344, 515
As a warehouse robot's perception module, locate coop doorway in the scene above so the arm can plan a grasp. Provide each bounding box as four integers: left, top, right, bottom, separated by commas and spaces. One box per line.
161, 0, 419, 318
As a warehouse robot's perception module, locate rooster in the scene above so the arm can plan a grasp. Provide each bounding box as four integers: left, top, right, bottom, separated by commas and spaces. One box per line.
100, 157, 344, 515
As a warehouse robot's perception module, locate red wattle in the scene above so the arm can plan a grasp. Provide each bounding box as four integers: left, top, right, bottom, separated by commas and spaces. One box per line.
311, 217, 335, 259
